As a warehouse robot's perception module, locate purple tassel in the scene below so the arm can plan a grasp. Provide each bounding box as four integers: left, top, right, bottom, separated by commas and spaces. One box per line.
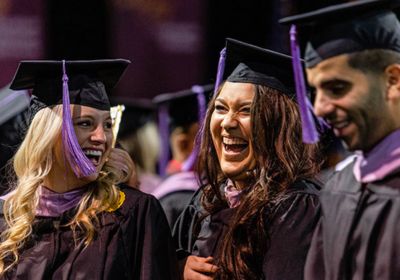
290, 25, 319, 143
158, 104, 169, 177
61, 60, 96, 178
213, 47, 226, 96
306, 99, 331, 132
181, 85, 206, 172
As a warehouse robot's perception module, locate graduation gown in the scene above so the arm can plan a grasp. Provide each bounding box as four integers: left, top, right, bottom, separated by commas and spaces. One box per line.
0, 185, 178, 280
153, 171, 199, 228
173, 180, 321, 279
305, 161, 400, 280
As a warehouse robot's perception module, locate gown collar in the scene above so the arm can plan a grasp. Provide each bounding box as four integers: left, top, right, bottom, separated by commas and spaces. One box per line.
353, 128, 400, 183
36, 185, 89, 217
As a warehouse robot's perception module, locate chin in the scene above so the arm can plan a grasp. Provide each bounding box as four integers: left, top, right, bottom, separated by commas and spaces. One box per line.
221, 166, 247, 180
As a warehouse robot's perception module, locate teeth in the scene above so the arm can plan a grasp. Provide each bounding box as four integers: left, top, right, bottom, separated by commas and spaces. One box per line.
84, 150, 103, 157
223, 137, 247, 145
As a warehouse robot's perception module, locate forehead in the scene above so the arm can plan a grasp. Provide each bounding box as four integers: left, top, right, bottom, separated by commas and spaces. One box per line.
72, 104, 111, 119
218, 82, 255, 101
306, 54, 363, 86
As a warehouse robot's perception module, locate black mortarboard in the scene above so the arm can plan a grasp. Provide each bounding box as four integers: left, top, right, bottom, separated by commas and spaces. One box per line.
153, 84, 213, 176
10, 59, 130, 110
213, 38, 319, 143
110, 97, 156, 138
219, 38, 296, 97
153, 84, 213, 131
279, 0, 400, 67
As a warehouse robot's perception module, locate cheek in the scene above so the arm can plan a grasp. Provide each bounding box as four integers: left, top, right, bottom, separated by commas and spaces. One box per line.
106, 131, 113, 145
74, 128, 87, 145
210, 115, 222, 149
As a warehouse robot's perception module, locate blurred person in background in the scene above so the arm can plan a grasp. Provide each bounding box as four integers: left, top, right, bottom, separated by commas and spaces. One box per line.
110, 97, 161, 194
152, 85, 212, 227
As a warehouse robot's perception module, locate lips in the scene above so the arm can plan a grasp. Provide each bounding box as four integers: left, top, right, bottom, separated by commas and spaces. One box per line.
82, 148, 103, 166
222, 136, 249, 158
329, 119, 351, 137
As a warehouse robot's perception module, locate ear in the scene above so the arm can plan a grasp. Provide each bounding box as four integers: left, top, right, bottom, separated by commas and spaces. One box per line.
384, 64, 400, 100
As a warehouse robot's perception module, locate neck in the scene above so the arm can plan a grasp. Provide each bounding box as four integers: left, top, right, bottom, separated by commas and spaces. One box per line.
44, 165, 90, 193
229, 169, 256, 190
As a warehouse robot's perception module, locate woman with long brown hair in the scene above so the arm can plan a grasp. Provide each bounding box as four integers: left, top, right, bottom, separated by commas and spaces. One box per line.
173, 39, 322, 280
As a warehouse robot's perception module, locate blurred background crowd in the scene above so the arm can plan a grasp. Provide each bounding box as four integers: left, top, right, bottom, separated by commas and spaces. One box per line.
0, 0, 371, 223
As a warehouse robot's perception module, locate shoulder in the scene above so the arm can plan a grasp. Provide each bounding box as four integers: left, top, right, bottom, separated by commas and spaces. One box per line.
115, 184, 164, 217
324, 158, 358, 193
272, 179, 321, 220
285, 179, 321, 198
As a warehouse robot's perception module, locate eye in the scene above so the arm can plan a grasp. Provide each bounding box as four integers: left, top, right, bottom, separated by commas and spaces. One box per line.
214, 103, 227, 113
324, 81, 351, 96
75, 120, 92, 127
240, 106, 251, 114
104, 121, 113, 130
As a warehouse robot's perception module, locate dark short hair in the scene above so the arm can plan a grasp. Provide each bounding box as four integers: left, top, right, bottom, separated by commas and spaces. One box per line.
348, 49, 400, 74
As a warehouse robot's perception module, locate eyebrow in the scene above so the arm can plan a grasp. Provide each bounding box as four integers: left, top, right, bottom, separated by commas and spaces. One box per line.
72, 115, 93, 120
320, 78, 351, 88
215, 98, 253, 106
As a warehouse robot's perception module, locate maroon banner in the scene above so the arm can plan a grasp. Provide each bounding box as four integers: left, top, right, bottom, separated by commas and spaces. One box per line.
110, 0, 206, 99
0, 0, 44, 87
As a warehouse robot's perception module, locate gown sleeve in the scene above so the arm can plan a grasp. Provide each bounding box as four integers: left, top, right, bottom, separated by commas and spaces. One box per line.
119, 188, 179, 280
262, 180, 321, 280
172, 188, 203, 260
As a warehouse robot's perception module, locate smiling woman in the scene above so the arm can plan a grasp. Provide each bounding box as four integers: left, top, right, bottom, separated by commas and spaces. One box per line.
0, 60, 178, 279
173, 39, 322, 280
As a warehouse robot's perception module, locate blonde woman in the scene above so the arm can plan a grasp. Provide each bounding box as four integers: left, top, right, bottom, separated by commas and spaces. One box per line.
0, 60, 178, 279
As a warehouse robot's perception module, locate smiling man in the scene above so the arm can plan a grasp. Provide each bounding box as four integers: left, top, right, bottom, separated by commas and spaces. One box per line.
280, 0, 400, 279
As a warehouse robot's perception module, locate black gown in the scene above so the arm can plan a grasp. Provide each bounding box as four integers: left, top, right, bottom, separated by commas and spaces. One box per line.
305, 161, 400, 280
173, 179, 321, 279
0, 185, 178, 280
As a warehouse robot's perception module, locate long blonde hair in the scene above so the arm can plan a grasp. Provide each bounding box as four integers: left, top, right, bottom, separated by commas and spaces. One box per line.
0, 105, 122, 274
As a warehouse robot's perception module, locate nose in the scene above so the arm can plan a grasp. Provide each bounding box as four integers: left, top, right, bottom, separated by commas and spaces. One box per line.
221, 111, 238, 130
313, 91, 335, 118
90, 125, 107, 144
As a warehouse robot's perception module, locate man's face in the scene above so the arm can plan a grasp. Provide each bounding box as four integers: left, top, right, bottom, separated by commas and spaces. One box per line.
307, 54, 392, 152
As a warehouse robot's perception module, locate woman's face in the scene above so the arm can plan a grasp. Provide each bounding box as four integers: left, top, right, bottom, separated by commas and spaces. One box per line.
54, 105, 113, 182
210, 82, 256, 182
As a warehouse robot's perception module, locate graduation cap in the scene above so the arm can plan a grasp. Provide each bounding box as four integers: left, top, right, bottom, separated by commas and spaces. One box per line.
110, 97, 157, 139
153, 84, 213, 176
217, 38, 297, 96
279, 0, 400, 68
10, 59, 130, 110
9, 59, 130, 178
213, 38, 319, 143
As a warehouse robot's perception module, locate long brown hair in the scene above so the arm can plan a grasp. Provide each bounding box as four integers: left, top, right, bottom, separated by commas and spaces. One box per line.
196, 83, 321, 279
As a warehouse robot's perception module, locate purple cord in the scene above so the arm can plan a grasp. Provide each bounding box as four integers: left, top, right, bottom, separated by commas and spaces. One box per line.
213, 47, 226, 96
290, 25, 319, 143
61, 60, 96, 178
181, 85, 206, 172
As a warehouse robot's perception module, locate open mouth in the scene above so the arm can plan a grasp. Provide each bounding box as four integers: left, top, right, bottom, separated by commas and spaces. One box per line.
222, 137, 248, 153
330, 119, 351, 137
83, 149, 103, 166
